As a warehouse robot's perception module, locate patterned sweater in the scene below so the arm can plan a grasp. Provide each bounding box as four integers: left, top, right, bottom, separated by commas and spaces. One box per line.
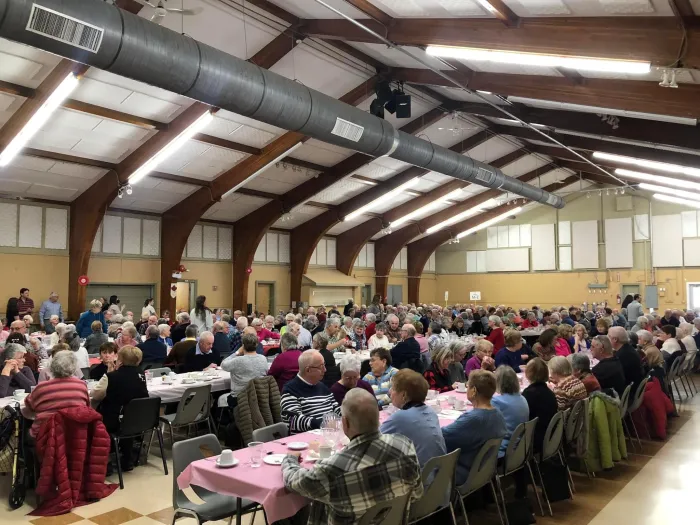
281, 375, 341, 434
553, 375, 588, 411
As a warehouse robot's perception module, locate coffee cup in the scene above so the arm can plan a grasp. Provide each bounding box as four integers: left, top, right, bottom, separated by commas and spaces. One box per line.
13, 389, 27, 400
455, 399, 466, 410
319, 444, 332, 459
219, 449, 235, 466
456, 383, 467, 393
447, 396, 456, 406
426, 390, 437, 400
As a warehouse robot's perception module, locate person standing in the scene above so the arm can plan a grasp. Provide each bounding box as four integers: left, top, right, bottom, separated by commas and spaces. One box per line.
627, 294, 644, 328
17, 288, 34, 322
190, 295, 213, 334
39, 292, 63, 334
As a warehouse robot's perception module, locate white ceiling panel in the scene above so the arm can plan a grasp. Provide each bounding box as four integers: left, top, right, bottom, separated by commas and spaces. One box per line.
313, 179, 371, 205
48, 161, 107, 180
501, 153, 552, 177
157, 140, 212, 172
346, 43, 453, 70
266, 0, 368, 18
290, 139, 354, 166
507, 0, 672, 16
417, 116, 484, 148
467, 136, 521, 163
202, 194, 272, 222
24, 184, 79, 200
365, 191, 415, 214
92, 119, 152, 141
272, 205, 326, 228
369, 0, 494, 17
326, 215, 372, 235
0, 38, 61, 87
0, 93, 16, 112
0, 180, 32, 194
10, 155, 57, 172
422, 171, 454, 185
353, 157, 411, 181
179, 147, 249, 180
111, 198, 174, 213
0, 163, 99, 202
243, 163, 318, 194
271, 43, 373, 98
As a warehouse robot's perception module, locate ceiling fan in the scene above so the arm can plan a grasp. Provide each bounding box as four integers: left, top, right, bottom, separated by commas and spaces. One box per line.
437, 112, 478, 135
134, 0, 203, 25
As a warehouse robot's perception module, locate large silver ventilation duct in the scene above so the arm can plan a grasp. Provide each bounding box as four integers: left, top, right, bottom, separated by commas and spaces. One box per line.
0, 0, 564, 208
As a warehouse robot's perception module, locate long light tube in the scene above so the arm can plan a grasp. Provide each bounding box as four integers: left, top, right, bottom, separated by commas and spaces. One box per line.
425, 198, 498, 234
653, 194, 700, 209
456, 207, 523, 239
615, 169, 700, 192
389, 188, 465, 228
128, 110, 214, 183
0, 72, 80, 167
638, 183, 700, 202
343, 178, 420, 222
220, 142, 303, 199
594, 151, 700, 178
425, 46, 651, 75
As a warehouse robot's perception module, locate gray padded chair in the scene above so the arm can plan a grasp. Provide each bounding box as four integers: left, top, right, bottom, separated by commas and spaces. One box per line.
160, 384, 213, 446
666, 356, 684, 409
408, 449, 460, 525
148, 367, 172, 378
172, 434, 258, 525
627, 377, 650, 446
564, 398, 592, 478
251, 422, 289, 443
456, 438, 505, 525
533, 411, 569, 516
619, 383, 635, 450
358, 492, 411, 525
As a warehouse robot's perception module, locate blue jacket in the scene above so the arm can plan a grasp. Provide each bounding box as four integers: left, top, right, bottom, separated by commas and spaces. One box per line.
380, 403, 446, 467
137, 338, 168, 363
75, 310, 107, 338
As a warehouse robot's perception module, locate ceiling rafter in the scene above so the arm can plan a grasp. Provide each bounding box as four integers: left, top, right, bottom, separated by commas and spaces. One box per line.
477, 0, 521, 27
341, 0, 393, 25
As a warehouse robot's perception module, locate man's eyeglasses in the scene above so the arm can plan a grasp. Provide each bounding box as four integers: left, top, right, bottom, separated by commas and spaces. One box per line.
308, 364, 326, 371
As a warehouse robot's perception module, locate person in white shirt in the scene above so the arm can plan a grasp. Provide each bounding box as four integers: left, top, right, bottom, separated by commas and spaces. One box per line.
141, 298, 156, 320
190, 295, 214, 333
368, 323, 391, 350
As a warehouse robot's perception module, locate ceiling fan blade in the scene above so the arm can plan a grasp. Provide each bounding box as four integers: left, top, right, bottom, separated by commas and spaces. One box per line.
150, 11, 166, 24
165, 7, 204, 15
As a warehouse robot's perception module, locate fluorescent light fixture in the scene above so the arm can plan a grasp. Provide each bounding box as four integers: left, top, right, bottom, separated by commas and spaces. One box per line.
128, 110, 215, 184
0, 72, 80, 167
476, 90, 493, 95
615, 169, 700, 192
456, 206, 523, 239
653, 193, 700, 209
221, 142, 303, 199
593, 151, 700, 178
426, 198, 498, 234
425, 46, 651, 75
638, 183, 700, 202
390, 188, 465, 228
343, 178, 420, 222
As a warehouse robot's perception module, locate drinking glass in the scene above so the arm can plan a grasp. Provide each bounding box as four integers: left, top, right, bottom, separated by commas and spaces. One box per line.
248, 441, 265, 467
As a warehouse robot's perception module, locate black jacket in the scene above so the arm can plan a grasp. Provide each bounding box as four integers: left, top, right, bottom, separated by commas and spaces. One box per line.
592, 355, 627, 397
391, 337, 421, 370
171, 322, 190, 344
99, 366, 148, 432
320, 349, 341, 388
213, 332, 230, 356
184, 346, 221, 372
137, 338, 167, 364
616, 343, 644, 393
522, 381, 558, 453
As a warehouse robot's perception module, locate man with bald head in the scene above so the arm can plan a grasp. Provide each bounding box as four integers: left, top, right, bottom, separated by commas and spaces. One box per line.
183, 331, 220, 372
390, 323, 420, 370
282, 388, 423, 525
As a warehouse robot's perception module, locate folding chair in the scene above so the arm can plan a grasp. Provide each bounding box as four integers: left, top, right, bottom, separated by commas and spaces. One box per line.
408, 449, 460, 525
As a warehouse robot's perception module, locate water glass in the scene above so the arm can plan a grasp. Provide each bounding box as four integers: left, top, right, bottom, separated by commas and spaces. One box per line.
144, 370, 152, 385
248, 441, 265, 467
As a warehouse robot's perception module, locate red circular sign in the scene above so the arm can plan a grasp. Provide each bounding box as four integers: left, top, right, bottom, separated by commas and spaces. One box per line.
78, 275, 90, 286
246, 267, 253, 274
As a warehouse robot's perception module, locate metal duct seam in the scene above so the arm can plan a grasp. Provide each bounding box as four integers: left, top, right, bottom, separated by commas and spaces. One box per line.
0, 0, 565, 208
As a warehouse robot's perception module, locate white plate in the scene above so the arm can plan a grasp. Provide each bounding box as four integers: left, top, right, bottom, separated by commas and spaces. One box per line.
287, 442, 309, 451
216, 457, 239, 468
263, 454, 286, 465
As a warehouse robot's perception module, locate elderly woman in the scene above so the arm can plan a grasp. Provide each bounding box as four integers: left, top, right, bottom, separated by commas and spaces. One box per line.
221, 333, 268, 403
63, 326, 90, 369
85, 320, 109, 354
555, 324, 573, 356
450, 317, 466, 337
465, 339, 496, 376
280, 313, 295, 336
157, 324, 173, 347
491, 366, 529, 457
75, 299, 107, 338
677, 323, 697, 355
365, 322, 388, 350
423, 345, 458, 393
98, 346, 148, 471
347, 318, 366, 351
522, 358, 557, 453
548, 356, 588, 410
569, 353, 600, 394
521, 311, 539, 329
486, 315, 505, 351
24, 351, 89, 438
448, 340, 468, 383
313, 332, 340, 388
267, 333, 302, 393
533, 328, 558, 362
657, 325, 683, 367
341, 316, 354, 337
644, 345, 671, 398
380, 369, 447, 466
252, 317, 280, 343
362, 347, 397, 407
324, 317, 350, 352
330, 354, 375, 405
116, 325, 139, 350
571, 323, 590, 353
495, 328, 530, 373
364, 312, 377, 339
0, 343, 36, 397
48, 321, 68, 348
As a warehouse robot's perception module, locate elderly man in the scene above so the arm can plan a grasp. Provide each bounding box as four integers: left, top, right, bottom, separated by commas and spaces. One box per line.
282, 388, 422, 525
281, 350, 341, 434
165, 325, 198, 368
296, 319, 313, 349
184, 331, 220, 372
232, 310, 243, 322
171, 312, 191, 344
38, 292, 63, 334
391, 324, 421, 370
608, 326, 644, 392
660, 309, 679, 328
230, 316, 248, 352
364, 312, 377, 339
139, 315, 158, 337
324, 318, 348, 352
385, 314, 401, 343
137, 325, 167, 365
212, 321, 231, 355
590, 335, 626, 397
630, 315, 649, 334
304, 316, 322, 338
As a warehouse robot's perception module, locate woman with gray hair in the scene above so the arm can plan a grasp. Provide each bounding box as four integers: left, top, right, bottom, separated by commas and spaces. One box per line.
548, 356, 588, 410
62, 325, 90, 369
330, 354, 376, 405
0, 343, 36, 397
492, 366, 529, 456
312, 331, 340, 388
48, 321, 68, 347
447, 340, 468, 383
568, 353, 601, 394
341, 316, 354, 337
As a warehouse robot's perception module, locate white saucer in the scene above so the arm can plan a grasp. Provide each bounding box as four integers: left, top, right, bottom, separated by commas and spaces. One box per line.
287, 442, 309, 451
216, 457, 239, 468
263, 454, 286, 465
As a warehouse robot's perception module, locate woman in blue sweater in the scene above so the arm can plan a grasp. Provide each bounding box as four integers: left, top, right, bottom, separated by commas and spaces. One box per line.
491, 366, 530, 457
75, 299, 108, 339
495, 329, 531, 373
380, 369, 446, 466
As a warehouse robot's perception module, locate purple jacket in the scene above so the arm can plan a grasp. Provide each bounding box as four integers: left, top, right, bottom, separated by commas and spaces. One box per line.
464, 356, 483, 377
0, 366, 36, 397
267, 349, 302, 393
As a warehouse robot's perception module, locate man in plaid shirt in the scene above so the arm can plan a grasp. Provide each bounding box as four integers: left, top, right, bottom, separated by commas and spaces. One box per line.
282, 389, 423, 524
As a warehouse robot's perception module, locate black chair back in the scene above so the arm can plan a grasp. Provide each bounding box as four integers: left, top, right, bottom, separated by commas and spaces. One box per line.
119, 396, 162, 437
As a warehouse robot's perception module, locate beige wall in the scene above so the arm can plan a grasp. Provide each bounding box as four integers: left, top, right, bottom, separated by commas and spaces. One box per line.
0, 254, 69, 317
248, 263, 291, 313
419, 274, 438, 304
185, 261, 233, 310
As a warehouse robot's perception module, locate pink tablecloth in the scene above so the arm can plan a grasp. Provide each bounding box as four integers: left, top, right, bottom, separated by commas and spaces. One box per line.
177, 376, 530, 521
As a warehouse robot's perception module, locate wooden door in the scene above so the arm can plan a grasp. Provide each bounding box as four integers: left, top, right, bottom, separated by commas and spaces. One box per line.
256, 283, 272, 315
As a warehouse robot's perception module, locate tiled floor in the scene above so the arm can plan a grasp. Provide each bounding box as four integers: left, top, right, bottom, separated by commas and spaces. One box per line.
1, 387, 698, 525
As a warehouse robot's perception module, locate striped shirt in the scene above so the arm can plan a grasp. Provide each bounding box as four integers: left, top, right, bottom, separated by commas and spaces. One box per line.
281, 375, 341, 434
24, 377, 90, 437
552, 375, 588, 411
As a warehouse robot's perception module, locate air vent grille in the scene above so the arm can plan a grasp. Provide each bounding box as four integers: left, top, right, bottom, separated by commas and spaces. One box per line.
26, 4, 103, 53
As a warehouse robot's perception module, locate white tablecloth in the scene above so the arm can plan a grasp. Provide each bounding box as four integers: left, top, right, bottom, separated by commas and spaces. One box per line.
519, 329, 545, 338
334, 350, 371, 363
148, 371, 231, 404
